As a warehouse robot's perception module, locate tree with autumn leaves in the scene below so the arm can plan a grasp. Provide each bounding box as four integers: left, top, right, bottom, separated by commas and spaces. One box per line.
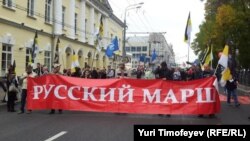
192, 0, 250, 68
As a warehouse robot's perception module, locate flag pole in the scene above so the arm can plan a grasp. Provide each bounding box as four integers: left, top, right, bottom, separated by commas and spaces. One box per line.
61, 53, 65, 69
91, 15, 103, 69
91, 50, 97, 69
91, 41, 100, 69
213, 64, 219, 75
211, 57, 213, 69
211, 45, 213, 69
184, 12, 191, 63
188, 42, 190, 62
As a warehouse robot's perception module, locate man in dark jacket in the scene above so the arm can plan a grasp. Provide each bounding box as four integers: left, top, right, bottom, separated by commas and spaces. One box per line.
156, 61, 171, 117
136, 65, 144, 79
7, 72, 18, 112
226, 75, 240, 107
158, 61, 172, 80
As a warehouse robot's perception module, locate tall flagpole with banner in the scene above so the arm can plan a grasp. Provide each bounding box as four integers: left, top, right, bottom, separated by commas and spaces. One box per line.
54, 37, 64, 71
184, 12, 192, 62
29, 31, 39, 68
32, 31, 38, 63
91, 15, 104, 69
54, 38, 60, 64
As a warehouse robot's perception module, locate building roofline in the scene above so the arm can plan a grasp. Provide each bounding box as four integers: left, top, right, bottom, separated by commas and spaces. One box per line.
109, 13, 125, 27
90, 0, 125, 27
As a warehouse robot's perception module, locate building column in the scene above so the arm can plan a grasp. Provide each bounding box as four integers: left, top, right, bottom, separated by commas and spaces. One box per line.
97, 12, 102, 47
53, 0, 62, 35
103, 17, 108, 47
68, 0, 75, 39
97, 13, 101, 24
89, 7, 95, 45
79, 0, 86, 42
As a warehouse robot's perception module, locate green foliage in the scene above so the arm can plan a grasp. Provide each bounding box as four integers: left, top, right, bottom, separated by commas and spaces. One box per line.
192, 0, 250, 68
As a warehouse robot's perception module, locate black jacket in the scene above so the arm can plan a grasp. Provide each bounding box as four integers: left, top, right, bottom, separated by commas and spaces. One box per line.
226, 79, 237, 91
158, 67, 172, 80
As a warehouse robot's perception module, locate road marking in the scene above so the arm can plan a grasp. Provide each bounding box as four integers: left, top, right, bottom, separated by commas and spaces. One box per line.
44, 131, 67, 141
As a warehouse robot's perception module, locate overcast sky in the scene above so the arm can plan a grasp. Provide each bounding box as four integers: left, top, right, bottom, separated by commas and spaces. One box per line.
108, 0, 206, 64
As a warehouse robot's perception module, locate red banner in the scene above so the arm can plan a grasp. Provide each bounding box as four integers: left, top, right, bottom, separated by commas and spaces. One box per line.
27, 75, 220, 115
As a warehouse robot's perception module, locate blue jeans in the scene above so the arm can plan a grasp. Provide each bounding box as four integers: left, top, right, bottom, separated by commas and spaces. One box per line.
227, 89, 239, 105
20, 89, 27, 112
224, 86, 227, 94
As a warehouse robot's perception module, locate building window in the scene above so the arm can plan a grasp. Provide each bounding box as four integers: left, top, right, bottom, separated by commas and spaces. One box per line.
131, 47, 136, 52
137, 47, 141, 52
136, 54, 140, 58
75, 13, 77, 35
27, 0, 35, 16
44, 51, 51, 71
45, 0, 52, 23
119, 38, 121, 46
3, 0, 13, 8
142, 46, 147, 51
1, 44, 12, 76
62, 6, 66, 29
25, 48, 32, 68
125, 47, 130, 52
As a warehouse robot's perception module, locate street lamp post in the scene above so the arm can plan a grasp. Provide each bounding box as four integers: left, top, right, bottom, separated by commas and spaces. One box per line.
122, 2, 144, 63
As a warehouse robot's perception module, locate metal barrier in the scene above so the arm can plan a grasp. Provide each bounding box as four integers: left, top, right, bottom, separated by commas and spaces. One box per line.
238, 69, 250, 86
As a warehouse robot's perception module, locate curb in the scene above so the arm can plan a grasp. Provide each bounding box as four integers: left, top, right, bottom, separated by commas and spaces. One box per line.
238, 84, 250, 95
0, 103, 6, 106
0, 100, 20, 107
237, 88, 250, 95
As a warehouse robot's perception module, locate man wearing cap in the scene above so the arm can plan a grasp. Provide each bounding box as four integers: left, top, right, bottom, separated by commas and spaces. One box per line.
49, 63, 63, 114
18, 65, 37, 114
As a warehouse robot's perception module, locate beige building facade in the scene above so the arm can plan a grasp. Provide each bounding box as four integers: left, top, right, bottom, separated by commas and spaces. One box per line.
0, 0, 124, 76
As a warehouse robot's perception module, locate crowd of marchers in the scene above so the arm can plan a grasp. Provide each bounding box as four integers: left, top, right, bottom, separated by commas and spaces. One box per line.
0, 60, 244, 119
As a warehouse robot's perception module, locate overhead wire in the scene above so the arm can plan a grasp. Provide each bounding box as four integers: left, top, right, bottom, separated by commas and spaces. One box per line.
135, 11, 153, 32
141, 10, 155, 32
126, 12, 145, 32
132, 0, 155, 32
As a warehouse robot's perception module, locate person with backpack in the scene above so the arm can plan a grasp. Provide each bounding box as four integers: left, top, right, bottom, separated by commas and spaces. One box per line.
6, 72, 18, 112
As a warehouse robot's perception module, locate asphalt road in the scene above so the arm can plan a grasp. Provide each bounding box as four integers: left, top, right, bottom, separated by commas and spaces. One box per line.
0, 101, 250, 141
